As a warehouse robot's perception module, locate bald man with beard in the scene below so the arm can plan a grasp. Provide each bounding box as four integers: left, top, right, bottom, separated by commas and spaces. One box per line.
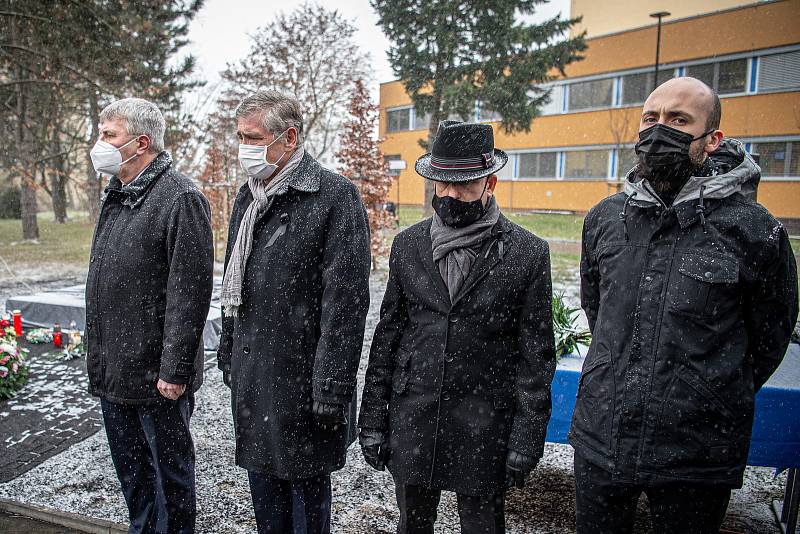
569, 77, 798, 534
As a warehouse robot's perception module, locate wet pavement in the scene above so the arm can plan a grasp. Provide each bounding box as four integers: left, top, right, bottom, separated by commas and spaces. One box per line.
0, 509, 82, 533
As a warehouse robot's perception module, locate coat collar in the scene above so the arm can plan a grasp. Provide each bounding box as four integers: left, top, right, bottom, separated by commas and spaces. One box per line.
103, 151, 172, 208
417, 214, 516, 308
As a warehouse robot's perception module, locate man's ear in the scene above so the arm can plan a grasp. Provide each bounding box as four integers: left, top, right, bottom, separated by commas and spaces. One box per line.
486, 174, 498, 194
284, 127, 298, 150
134, 135, 151, 155
704, 130, 724, 154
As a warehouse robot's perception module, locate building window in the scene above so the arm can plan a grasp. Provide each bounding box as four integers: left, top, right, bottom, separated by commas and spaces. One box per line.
386, 108, 411, 132
685, 58, 747, 95
518, 152, 558, 179
568, 78, 613, 111
620, 70, 675, 105
563, 150, 609, 179
477, 102, 501, 122
752, 141, 799, 177
616, 147, 638, 178
539, 85, 564, 115
413, 108, 432, 130
757, 50, 800, 92
495, 156, 514, 181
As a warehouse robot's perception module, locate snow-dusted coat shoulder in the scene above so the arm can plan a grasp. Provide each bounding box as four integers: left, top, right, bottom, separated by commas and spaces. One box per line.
359, 214, 556, 496
217, 151, 371, 479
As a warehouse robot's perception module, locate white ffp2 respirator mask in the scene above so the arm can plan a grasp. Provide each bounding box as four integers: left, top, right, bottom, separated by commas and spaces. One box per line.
90, 137, 140, 176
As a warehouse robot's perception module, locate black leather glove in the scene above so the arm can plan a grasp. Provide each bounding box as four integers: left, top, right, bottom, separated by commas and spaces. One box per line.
312, 400, 347, 425
359, 428, 390, 471
222, 369, 231, 388
505, 450, 537, 490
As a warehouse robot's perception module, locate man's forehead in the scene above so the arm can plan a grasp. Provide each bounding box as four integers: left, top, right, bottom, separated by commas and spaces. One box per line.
644, 81, 710, 116
99, 117, 127, 132
237, 113, 269, 134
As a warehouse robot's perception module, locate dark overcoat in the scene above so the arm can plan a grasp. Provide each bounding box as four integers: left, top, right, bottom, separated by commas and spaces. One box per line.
359, 214, 556, 496
570, 140, 799, 487
217, 152, 371, 479
86, 151, 214, 404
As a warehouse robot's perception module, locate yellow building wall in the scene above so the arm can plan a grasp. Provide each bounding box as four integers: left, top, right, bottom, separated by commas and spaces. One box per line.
570, 0, 756, 38
379, 1, 800, 218
563, 0, 800, 78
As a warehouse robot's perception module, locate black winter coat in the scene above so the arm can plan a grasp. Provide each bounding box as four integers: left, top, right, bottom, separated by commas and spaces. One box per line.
570, 140, 798, 487
359, 215, 556, 496
217, 152, 371, 479
86, 152, 214, 404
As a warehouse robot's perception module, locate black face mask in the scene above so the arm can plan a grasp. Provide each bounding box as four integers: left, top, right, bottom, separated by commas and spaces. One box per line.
635, 123, 713, 182
431, 180, 488, 228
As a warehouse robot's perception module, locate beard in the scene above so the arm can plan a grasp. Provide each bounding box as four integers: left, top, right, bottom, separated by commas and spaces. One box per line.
639, 142, 707, 195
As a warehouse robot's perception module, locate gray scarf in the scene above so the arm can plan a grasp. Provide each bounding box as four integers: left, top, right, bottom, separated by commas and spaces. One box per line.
430, 196, 500, 303
221, 147, 305, 316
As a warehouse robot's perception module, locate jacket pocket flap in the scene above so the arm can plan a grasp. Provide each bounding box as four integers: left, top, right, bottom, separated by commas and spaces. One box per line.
581, 352, 611, 377
678, 254, 738, 284
676, 366, 735, 421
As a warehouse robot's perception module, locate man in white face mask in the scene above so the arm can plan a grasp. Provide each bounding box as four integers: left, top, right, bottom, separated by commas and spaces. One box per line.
217, 90, 371, 534
85, 97, 213, 534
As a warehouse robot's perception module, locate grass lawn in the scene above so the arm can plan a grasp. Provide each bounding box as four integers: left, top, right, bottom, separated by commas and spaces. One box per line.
397, 205, 584, 241
0, 212, 93, 268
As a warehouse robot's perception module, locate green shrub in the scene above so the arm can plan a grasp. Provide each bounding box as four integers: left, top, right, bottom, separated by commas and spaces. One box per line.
0, 185, 22, 219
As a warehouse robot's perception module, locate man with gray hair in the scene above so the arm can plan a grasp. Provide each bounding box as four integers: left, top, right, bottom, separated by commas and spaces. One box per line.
217, 90, 370, 533
86, 97, 213, 534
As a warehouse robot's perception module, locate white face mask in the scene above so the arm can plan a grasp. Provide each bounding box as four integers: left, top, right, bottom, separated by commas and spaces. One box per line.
238, 130, 289, 180
90, 136, 140, 176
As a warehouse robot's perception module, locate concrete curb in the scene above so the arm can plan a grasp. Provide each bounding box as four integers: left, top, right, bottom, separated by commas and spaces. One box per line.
0, 498, 127, 533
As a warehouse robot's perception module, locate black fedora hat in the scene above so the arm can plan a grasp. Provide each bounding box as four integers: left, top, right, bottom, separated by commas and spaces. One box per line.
415, 120, 508, 183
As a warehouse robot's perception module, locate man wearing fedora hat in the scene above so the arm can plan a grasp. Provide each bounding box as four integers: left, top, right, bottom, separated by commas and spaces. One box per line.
359, 120, 556, 533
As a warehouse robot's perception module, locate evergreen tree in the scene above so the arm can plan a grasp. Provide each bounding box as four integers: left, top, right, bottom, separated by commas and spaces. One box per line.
337, 80, 396, 267
371, 0, 586, 213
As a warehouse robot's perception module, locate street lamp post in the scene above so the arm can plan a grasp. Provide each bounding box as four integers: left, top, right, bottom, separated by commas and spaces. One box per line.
650, 11, 671, 91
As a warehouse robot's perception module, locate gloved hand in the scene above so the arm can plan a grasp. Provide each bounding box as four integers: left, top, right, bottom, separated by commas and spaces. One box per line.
312, 400, 347, 425
359, 428, 390, 471
505, 449, 537, 490
219, 363, 231, 388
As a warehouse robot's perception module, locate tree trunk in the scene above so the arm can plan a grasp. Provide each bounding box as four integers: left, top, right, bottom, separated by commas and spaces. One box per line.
13, 18, 39, 240
423, 89, 445, 217
49, 125, 68, 223
86, 88, 102, 223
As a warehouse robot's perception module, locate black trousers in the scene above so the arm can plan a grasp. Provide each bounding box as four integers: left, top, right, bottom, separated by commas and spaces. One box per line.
574, 453, 731, 534
395, 483, 505, 534
247, 470, 332, 534
101, 394, 195, 534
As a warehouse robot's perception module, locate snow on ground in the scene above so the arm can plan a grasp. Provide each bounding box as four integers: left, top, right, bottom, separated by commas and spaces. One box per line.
0, 270, 787, 533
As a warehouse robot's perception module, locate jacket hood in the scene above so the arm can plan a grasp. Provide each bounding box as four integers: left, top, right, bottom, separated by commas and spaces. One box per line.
623, 138, 760, 207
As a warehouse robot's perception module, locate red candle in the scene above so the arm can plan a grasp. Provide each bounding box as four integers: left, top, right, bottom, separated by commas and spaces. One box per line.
53, 323, 62, 348
12, 310, 22, 337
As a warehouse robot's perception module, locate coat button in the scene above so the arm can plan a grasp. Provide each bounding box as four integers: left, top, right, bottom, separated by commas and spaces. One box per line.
442, 392, 451, 401
645, 276, 652, 282
449, 316, 459, 323
704, 271, 713, 279
445, 353, 454, 363
90, 256, 96, 263
243, 346, 250, 354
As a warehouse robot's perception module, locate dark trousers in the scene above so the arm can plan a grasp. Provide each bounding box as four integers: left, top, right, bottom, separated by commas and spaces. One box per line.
247, 470, 332, 534
101, 394, 195, 534
395, 483, 505, 534
574, 453, 731, 534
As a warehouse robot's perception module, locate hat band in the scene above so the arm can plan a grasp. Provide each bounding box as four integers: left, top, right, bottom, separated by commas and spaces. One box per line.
430, 152, 495, 170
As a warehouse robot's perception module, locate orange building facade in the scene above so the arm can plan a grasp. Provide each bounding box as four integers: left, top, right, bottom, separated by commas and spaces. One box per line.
378, 0, 800, 220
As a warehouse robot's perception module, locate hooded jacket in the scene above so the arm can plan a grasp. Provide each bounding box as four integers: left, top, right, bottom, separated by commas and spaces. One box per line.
569, 139, 798, 487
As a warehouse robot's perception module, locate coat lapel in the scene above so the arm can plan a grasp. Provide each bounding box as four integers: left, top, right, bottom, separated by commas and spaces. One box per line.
417, 220, 453, 307
451, 216, 515, 306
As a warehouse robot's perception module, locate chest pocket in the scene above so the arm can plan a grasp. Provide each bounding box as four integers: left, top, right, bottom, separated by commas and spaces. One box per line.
668, 253, 739, 319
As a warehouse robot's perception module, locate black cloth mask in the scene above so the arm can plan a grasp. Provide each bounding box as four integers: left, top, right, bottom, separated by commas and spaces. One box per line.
635, 123, 713, 182
431, 180, 489, 228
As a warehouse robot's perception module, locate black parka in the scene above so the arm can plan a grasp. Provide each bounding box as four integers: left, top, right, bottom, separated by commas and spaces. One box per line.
359, 215, 556, 496
217, 152, 371, 480
86, 152, 214, 404
570, 140, 799, 487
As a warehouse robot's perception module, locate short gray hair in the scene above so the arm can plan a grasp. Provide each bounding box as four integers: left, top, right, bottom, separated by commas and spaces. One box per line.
99, 97, 166, 153
235, 90, 304, 142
